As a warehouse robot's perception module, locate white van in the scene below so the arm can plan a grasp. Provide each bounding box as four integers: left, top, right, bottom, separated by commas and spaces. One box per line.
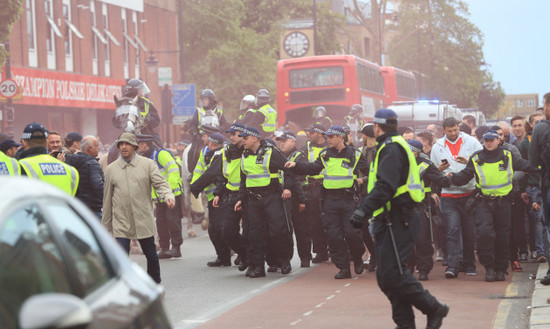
388, 100, 463, 131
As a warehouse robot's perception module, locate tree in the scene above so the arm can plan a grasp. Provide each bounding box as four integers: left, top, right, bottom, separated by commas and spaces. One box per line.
478, 71, 505, 115
0, 0, 24, 67
349, 0, 389, 63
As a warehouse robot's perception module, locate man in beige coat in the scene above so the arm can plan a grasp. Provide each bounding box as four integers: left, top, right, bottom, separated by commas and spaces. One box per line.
102, 132, 175, 284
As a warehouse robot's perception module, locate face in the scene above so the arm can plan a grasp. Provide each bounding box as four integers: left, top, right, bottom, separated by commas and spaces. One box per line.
530, 114, 544, 128
443, 125, 460, 142
495, 129, 504, 144
229, 132, 243, 146
326, 134, 343, 148
402, 131, 415, 140
208, 141, 222, 150
307, 131, 323, 144
138, 141, 149, 154
47, 134, 62, 151
279, 138, 295, 153
373, 124, 383, 138
418, 137, 430, 152
201, 133, 209, 145
6, 146, 18, 157
242, 135, 259, 150
73, 140, 81, 151
484, 138, 499, 151
201, 97, 210, 107
118, 141, 136, 159
511, 119, 525, 138
86, 139, 100, 157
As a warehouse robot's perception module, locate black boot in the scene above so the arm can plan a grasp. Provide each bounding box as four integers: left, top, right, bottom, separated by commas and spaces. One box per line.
354, 258, 364, 275
249, 266, 266, 278
485, 267, 495, 282
419, 272, 429, 281
426, 303, 449, 329
207, 258, 231, 267
281, 262, 292, 275
301, 259, 311, 268
334, 268, 352, 279
158, 249, 172, 259
267, 264, 279, 273
169, 246, 182, 258
312, 253, 329, 263
495, 270, 505, 281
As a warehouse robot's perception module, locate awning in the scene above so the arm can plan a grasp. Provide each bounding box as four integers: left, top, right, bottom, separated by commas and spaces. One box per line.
64, 19, 84, 39
134, 35, 148, 52
91, 26, 107, 45
123, 32, 138, 49
104, 29, 120, 46
46, 15, 63, 38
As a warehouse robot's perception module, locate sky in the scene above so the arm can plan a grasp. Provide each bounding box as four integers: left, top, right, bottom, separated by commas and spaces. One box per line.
463, 0, 550, 104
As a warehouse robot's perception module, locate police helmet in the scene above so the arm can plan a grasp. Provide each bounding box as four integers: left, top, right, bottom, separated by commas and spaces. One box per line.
256, 89, 270, 105
123, 78, 151, 98
315, 106, 327, 117
350, 104, 363, 115
240, 95, 256, 111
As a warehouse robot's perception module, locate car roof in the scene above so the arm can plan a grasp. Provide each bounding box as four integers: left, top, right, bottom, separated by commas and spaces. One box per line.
0, 177, 71, 215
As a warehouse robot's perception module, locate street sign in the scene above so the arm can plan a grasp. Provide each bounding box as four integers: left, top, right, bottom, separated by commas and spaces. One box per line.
158, 67, 172, 87
172, 115, 188, 125
172, 83, 196, 117
0, 79, 18, 98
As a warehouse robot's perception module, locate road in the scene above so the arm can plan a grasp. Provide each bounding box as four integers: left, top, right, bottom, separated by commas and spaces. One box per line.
131, 223, 537, 329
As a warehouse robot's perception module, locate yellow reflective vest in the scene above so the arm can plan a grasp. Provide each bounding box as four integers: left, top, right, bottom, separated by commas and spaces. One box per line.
222, 146, 241, 192
306, 141, 325, 180
241, 147, 279, 188
258, 104, 277, 133
472, 149, 513, 197
418, 161, 432, 194
320, 148, 362, 189
0, 151, 20, 176
19, 154, 79, 196
150, 148, 183, 203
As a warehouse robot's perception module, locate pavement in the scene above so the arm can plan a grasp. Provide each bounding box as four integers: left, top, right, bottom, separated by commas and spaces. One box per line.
130, 223, 549, 329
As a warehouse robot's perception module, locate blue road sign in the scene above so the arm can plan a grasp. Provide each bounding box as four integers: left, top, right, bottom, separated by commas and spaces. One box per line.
172, 83, 196, 117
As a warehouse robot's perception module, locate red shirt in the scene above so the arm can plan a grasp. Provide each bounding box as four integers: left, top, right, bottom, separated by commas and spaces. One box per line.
445, 137, 463, 158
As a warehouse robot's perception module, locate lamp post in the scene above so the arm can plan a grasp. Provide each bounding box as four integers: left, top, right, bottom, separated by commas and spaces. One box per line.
145, 49, 180, 74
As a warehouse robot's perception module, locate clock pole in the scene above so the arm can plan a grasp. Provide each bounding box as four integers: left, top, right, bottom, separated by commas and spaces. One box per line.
312, 0, 317, 55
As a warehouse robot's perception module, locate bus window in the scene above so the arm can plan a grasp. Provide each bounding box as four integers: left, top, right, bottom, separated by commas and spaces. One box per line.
357, 63, 384, 95
396, 73, 417, 99
289, 66, 344, 89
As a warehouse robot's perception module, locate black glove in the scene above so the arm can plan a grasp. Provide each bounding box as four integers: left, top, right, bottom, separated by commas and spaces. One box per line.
350, 208, 367, 228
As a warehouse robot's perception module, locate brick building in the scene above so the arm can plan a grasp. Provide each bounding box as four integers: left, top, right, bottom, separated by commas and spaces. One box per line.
1, 0, 179, 145
496, 93, 540, 118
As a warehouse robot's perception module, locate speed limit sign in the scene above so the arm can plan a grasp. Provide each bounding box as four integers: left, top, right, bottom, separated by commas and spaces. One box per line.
0, 79, 18, 98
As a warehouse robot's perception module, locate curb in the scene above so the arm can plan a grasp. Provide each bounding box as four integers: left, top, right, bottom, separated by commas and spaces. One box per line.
531, 263, 550, 328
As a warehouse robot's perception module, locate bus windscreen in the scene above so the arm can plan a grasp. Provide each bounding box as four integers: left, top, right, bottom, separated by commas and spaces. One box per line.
289, 66, 344, 89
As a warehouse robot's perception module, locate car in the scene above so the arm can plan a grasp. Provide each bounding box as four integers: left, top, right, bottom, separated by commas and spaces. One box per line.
0, 177, 172, 329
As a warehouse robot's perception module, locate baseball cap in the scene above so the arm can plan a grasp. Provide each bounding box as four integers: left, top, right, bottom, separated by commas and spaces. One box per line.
371, 108, 398, 124
407, 139, 423, 153
483, 130, 499, 140
0, 132, 11, 143
0, 140, 21, 153
323, 125, 347, 136
65, 132, 83, 144
360, 123, 375, 138
226, 123, 246, 133
238, 127, 261, 138
305, 123, 326, 134
22, 122, 48, 140
178, 140, 191, 146
275, 130, 297, 141
207, 133, 225, 145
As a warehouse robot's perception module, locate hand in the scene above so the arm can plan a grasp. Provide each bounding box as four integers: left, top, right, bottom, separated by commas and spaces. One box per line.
438, 162, 450, 171
57, 152, 66, 162
298, 204, 306, 212
350, 208, 367, 229
284, 161, 296, 169
234, 200, 242, 212
282, 189, 292, 200
356, 177, 364, 185
455, 155, 468, 164
533, 203, 541, 211
431, 193, 440, 207
445, 172, 453, 177
521, 192, 530, 205
213, 196, 220, 208
166, 198, 175, 209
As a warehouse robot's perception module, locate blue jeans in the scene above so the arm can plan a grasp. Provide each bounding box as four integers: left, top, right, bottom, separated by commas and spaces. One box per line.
526, 186, 545, 255
116, 236, 161, 283
440, 196, 476, 271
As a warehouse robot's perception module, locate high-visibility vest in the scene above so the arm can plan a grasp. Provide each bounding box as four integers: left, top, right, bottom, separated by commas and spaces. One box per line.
19, 154, 79, 196
150, 148, 183, 203
139, 96, 153, 118
241, 147, 279, 188
258, 104, 277, 133
222, 145, 241, 192
279, 150, 303, 185
418, 161, 432, 194
320, 148, 362, 189
472, 149, 513, 197
191, 146, 209, 184
203, 149, 223, 201
368, 136, 424, 217
0, 151, 20, 176
306, 141, 325, 180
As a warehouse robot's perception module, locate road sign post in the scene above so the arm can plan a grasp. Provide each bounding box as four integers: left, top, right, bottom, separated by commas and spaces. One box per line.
0, 79, 18, 99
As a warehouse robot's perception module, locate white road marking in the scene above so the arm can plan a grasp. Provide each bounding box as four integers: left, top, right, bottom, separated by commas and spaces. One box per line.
344, 283, 351, 287
290, 319, 302, 326
303, 311, 313, 316
326, 295, 335, 300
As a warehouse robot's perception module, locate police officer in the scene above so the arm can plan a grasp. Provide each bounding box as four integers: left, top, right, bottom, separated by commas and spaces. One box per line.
314, 106, 332, 130
302, 123, 330, 263
276, 131, 311, 267
18, 122, 79, 196
345, 104, 365, 146
237, 95, 257, 124
349, 109, 449, 329
234, 127, 294, 278
449, 130, 538, 282
407, 139, 452, 281
122, 78, 160, 136
137, 135, 184, 259
0, 147, 20, 175
255, 89, 277, 138
190, 133, 231, 267
286, 125, 367, 279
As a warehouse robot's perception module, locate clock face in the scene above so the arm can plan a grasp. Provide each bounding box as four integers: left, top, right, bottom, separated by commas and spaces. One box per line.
284, 31, 310, 57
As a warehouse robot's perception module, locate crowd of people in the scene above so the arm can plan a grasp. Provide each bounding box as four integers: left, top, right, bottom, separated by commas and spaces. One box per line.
3, 89, 550, 329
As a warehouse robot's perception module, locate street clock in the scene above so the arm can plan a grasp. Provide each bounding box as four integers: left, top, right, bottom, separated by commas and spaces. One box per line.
283, 31, 310, 58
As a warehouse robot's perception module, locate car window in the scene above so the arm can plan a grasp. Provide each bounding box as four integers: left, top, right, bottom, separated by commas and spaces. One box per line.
44, 201, 113, 296
0, 204, 72, 329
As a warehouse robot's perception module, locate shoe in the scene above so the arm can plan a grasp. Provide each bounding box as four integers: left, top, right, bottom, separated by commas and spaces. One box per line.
245, 266, 253, 277
301, 259, 311, 268
238, 258, 248, 271
335, 269, 352, 279
435, 248, 444, 262
281, 263, 292, 275
537, 254, 547, 263
444, 267, 458, 279
519, 253, 528, 262
495, 271, 505, 281
207, 258, 231, 267
312, 253, 329, 264
354, 259, 364, 275
267, 265, 279, 273
248, 266, 266, 278
364, 261, 377, 272
169, 247, 182, 258
540, 274, 550, 285
485, 268, 495, 282
426, 303, 449, 329
419, 272, 429, 281
158, 249, 173, 259
464, 266, 477, 276
234, 255, 241, 266
511, 261, 523, 272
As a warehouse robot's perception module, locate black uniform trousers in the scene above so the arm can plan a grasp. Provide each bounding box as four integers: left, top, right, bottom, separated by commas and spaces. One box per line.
322, 195, 365, 270
247, 192, 293, 267
304, 180, 328, 256
219, 192, 248, 261
155, 194, 183, 250
288, 199, 313, 261
372, 207, 440, 328
475, 198, 512, 271
361, 223, 376, 264
207, 200, 231, 262
412, 201, 434, 274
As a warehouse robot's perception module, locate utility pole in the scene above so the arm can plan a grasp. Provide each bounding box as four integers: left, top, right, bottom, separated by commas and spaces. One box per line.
313, 0, 317, 56
177, 0, 185, 83
3, 41, 14, 136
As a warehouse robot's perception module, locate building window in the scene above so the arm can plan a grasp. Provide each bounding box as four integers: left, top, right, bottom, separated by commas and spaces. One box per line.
44, 0, 62, 69
26, 0, 37, 67
133, 11, 140, 78
90, 0, 98, 75
102, 3, 110, 76
62, 0, 73, 71
526, 98, 536, 107
121, 9, 129, 79
515, 99, 523, 108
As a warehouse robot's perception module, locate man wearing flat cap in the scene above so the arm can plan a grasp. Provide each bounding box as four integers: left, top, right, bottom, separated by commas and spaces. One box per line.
102, 132, 175, 284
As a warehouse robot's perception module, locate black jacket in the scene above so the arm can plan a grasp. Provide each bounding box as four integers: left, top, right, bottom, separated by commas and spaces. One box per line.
529, 120, 550, 189
283, 148, 307, 204
67, 152, 104, 211
213, 144, 244, 198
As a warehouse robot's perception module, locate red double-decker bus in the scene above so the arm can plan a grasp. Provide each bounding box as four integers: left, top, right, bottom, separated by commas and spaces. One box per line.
381, 66, 418, 106
276, 55, 385, 129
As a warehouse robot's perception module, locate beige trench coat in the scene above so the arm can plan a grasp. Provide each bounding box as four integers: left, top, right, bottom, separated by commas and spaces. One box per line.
102, 154, 174, 239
